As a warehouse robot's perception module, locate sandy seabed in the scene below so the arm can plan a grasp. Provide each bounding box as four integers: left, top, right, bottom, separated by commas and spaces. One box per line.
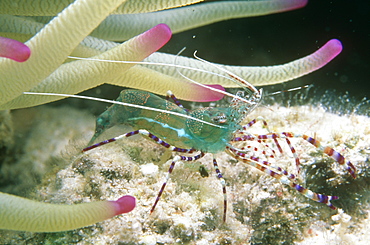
0, 101, 369, 244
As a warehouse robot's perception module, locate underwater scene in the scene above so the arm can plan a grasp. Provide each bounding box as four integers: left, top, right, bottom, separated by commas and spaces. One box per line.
0, 0, 369, 244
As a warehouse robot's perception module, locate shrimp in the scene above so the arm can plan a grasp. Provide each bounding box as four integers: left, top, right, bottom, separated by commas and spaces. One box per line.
25, 51, 356, 223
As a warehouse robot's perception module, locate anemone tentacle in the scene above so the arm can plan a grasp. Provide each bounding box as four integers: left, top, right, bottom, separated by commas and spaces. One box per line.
0, 192, 135, 232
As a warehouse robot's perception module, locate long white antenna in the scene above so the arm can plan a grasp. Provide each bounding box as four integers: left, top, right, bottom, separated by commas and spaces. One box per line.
67, 54, 258, 104
68, 55, 231, 81
23, 92, 226, 129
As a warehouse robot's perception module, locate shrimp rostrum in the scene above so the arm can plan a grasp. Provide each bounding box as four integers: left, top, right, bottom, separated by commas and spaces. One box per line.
82, 63, 356, 222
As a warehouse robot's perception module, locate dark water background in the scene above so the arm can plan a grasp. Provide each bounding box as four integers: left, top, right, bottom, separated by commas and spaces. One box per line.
163, 0, 369, 101
52, 0, 369, 115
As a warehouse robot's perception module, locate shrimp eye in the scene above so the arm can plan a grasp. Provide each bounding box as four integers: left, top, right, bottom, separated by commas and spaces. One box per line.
212, 114, 227, 124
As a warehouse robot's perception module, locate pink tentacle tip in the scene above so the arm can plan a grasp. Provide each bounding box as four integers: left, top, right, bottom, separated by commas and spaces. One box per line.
290, 0, 308, 9
0, 37, 31, 62
152, 23, 172, 39
191, 84, 225, 102
325, 39, 343, 56
318, 39, 343, 62
280, 0, 308, 11
140, 24, 172, 54
298, 0, 308, 8
207, 84, 225, 92
111, 195, 136, 215
204, 84, 226, 101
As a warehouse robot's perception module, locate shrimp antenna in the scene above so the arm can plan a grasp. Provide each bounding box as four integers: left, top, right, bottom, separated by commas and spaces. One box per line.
66, 55, 256, 104
193, 51, 260, 96
168, 49, 258, 105
23, 92, 226, 129
265, 85, 311, 96
67, 55, 231, 82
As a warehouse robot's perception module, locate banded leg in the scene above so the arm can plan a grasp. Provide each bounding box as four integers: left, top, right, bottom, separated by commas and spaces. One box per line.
212, 157, 228, 222
151, 152, 205, 214
228, 147, 296, 180
237, 117, 301, 173
240, 117, 278, 152
166, 90, 188, 111
232, 135, 297, 180
227, 147, 339, 209
241, 132, 357, 178
83, 129, 195, 154
241, 116, 271, 132
233, 134, 278, 160
300, 134, 356, 178
83, 129, 211, 215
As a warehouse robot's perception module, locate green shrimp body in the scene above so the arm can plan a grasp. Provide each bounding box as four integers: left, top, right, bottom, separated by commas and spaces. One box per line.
90, 90, 239, 153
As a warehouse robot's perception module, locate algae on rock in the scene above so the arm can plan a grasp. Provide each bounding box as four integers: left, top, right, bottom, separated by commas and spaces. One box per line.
0, 101, 369, 244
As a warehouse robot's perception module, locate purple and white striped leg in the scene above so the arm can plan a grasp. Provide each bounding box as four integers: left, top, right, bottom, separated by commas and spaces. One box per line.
150, 152, 206, 214
233, 132, 356, 178
212, 157, 228, 222
83, 129, 195, 154
166, 90, 188, 111
240, 117, 291, 159
234, 131, 301, 174
301, 134, 356, 179
83, 129, 210, 215
227, 146, 339, 209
